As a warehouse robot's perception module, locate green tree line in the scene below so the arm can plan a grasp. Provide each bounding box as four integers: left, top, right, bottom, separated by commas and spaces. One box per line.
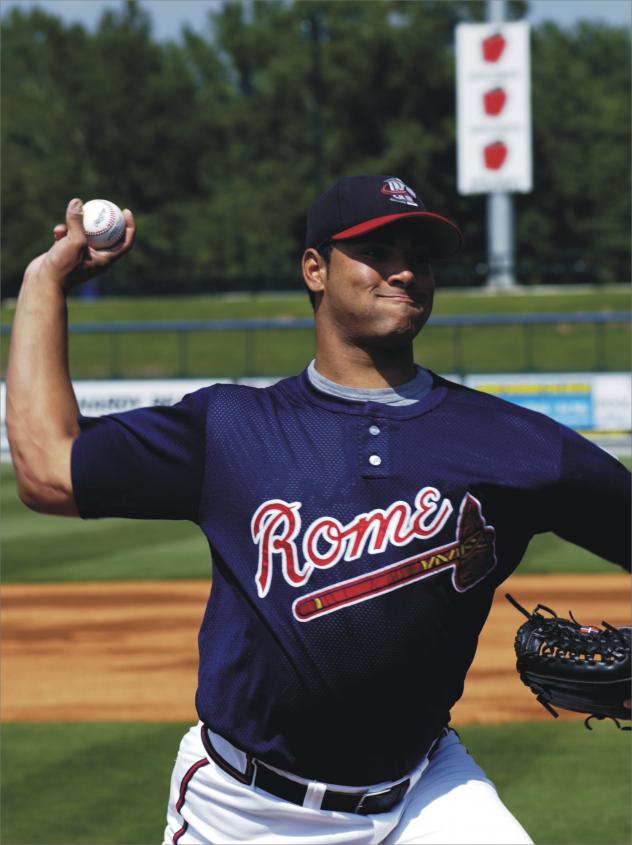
1, 0, 629, 297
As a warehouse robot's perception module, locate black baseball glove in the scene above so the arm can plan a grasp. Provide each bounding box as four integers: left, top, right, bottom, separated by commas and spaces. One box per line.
506, 593, 631, 730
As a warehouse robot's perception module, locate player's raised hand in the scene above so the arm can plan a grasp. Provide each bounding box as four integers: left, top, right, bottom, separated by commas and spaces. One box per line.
26, 198, 135, 290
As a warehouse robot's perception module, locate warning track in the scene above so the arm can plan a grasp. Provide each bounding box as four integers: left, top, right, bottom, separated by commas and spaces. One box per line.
1, 573, 628, 724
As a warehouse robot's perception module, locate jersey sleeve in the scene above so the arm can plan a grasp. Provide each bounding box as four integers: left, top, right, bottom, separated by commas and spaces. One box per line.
543, 425, 631, 569
71, 388, 209, 522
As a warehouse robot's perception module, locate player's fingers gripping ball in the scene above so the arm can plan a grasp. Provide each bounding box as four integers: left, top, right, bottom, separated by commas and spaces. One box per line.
82, 199, 126, 249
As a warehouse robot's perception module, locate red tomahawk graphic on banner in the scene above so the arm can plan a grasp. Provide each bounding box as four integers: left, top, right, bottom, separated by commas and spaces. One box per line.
293, 494, 496, 622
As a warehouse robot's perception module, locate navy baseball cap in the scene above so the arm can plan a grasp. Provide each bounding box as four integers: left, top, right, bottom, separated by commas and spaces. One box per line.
305, 175, 462, 258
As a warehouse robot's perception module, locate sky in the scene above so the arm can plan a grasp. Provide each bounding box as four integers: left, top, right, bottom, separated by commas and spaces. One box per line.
1, 0, 630, 40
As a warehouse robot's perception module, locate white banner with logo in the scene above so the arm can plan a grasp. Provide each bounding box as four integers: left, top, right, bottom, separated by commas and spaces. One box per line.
1, 373, 629, 461
456, 20, 532, 194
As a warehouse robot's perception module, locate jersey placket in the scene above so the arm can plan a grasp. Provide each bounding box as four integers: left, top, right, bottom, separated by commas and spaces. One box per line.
359, 411, 392, 478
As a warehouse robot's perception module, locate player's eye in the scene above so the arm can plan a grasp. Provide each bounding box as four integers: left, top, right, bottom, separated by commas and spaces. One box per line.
360, 245, 389, 260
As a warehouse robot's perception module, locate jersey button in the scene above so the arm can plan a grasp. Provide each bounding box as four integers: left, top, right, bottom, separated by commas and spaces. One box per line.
369, 454, 382, 466
369, 425, 381, 435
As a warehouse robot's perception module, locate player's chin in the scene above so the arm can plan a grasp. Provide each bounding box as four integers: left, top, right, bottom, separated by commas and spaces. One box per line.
385, 310, 429, 339
367, 320, 424, 349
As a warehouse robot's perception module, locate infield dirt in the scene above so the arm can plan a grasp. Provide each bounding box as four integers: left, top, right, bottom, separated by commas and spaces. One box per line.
1, 573, 629, 724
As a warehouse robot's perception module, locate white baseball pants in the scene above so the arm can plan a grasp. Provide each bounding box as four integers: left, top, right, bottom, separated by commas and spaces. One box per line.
163, 723, 532, 844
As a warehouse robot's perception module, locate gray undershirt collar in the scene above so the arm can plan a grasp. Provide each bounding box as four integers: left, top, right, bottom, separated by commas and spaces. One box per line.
307, 360, 432, 406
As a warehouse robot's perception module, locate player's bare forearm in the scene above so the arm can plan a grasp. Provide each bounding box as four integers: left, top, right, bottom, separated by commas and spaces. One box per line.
6, 198, 135, 514
6, 261, 80, 513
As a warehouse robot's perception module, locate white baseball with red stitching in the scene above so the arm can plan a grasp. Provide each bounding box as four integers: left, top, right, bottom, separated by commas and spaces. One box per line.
82, 199, 126, 249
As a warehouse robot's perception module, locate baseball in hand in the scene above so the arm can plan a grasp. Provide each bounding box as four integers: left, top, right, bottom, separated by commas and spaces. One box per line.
82, 199, 126, 249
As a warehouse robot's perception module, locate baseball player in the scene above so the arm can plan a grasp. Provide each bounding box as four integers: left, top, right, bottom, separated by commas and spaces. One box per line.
6, 175, 630, 844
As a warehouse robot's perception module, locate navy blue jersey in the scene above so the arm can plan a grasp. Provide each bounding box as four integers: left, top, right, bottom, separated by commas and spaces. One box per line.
71, 371, 630, 784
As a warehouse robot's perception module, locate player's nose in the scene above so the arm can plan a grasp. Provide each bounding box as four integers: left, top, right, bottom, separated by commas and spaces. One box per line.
386, 267, 415, 288
385, 245, 421, 288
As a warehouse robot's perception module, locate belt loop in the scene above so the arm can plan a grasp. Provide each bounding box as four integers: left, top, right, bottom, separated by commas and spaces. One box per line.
303, 781, 327, 810
246, 753, 256, 785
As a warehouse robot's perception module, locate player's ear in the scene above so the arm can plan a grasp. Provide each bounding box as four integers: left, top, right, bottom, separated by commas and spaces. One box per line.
302, 248, 327, 297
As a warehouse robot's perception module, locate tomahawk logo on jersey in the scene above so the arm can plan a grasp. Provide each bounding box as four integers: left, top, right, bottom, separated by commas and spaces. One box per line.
251, 488, 497, 618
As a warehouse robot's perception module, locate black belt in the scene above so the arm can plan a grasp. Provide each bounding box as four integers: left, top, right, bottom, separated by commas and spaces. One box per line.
255, 762, 410, 815
201, 726, 412, 815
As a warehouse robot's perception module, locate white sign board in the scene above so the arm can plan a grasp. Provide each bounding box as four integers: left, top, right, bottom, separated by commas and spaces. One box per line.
456, 21, 532, 194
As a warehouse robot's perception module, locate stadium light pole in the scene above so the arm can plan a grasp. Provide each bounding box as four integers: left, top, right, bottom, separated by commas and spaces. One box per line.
485, 0, 517, 288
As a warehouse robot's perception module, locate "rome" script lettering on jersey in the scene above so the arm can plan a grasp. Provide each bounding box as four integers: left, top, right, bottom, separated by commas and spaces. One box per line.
251, 486, 453, 597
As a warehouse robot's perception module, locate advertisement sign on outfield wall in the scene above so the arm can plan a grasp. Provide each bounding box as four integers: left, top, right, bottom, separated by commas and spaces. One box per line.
464, 373, 631, 432
1, 374, 629, 460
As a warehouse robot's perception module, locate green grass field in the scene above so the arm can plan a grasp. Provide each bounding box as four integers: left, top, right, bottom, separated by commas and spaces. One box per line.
0, 721, 629, 844
2, 287, 630, 378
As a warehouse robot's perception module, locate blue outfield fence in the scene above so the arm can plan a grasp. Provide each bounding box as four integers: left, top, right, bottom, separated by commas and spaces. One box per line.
1, 311, 630, 378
